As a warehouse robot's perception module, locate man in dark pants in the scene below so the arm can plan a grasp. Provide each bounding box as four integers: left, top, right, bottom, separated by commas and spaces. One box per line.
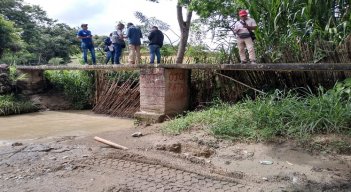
104, 33, 114, 64
148, 26, 164, 64
77, 24, 96, 65
111, 23, 125, 64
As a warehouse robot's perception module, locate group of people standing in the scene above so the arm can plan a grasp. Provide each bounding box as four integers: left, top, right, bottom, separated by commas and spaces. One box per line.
77, 9, 256, 65
77, 22, 164, 65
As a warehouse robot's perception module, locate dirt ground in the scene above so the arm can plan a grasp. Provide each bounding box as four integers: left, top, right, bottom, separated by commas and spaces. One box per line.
1, 92, 350, 191
1, 120, 351, 192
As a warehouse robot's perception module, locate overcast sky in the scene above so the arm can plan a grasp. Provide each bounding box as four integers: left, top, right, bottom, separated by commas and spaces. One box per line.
24, 0, 182, 42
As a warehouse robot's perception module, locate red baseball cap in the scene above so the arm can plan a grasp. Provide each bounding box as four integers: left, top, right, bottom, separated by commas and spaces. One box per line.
239, 10, 248, 16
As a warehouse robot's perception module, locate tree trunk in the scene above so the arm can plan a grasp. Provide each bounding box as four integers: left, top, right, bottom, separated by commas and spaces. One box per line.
175, 2, 192, 64
0, 48, 4, 59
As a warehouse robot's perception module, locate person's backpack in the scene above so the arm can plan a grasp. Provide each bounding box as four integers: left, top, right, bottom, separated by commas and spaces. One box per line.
111, 31, 119, 44
111, 31, 126, 48
249, 30, 256, 41
104, 37, 112, 46
103, 45, 109, 52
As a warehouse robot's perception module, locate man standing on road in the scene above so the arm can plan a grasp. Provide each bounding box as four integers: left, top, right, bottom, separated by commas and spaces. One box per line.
126, 23, 143, 64
233, 10, 257, 64
77, 24, 96, 65
148, 26, 164, 64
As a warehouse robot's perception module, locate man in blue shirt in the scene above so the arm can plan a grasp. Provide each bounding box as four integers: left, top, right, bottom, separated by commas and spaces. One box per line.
126, 23, 142, 64
77, 24, 96, 65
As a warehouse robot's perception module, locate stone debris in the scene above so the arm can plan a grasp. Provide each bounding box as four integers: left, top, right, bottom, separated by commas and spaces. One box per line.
131, 132, 143, 137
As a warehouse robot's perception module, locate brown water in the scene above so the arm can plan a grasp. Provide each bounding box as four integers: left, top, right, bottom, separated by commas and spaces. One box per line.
0, 110, 134, 145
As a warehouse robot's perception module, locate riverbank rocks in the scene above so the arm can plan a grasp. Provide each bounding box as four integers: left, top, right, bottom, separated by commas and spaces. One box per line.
0, 64, 12, 94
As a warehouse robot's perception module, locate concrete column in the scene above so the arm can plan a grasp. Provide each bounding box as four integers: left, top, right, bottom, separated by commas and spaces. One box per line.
135, 68, 190, 123
17, 69, 46, 95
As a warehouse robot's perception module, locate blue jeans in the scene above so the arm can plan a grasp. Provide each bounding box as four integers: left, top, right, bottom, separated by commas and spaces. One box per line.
149, 44, 161, 64
105, 50, 115, 64
113, 43, 123, 64
81, 43, 96, 64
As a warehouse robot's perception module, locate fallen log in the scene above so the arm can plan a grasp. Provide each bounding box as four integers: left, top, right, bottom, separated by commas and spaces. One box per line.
94, 136, 128, 150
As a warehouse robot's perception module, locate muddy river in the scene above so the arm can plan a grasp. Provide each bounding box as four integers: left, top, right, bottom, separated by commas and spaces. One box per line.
0, 110, 134, 145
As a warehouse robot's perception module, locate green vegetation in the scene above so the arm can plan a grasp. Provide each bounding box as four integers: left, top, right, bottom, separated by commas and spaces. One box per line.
8, 65, 26, 85
187, 0, 351, 63
44, 71, 94, 109
0, 15, 22, 58
0, 94, 38, 116
0, 0, 80, 64
164, 78, 351, 141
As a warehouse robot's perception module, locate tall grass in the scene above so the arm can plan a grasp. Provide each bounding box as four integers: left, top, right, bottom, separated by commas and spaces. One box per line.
164, 79, 351, 141
0, 94, 38, 116
44, 70, 94, 109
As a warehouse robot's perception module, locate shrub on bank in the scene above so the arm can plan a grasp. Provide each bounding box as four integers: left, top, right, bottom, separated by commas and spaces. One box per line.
0, 94, 38, 116
163, 79, 351, 141
44, 71, 93, 109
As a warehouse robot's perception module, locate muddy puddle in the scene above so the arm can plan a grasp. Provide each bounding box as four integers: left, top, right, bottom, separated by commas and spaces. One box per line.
0, 110, 134, 145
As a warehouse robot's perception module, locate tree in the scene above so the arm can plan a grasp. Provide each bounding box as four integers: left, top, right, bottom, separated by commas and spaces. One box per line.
175, 0, 193, 63
0, 0, 81, 64
40, 23, 81, 63
146, 0, 193, 64
186, 0, 351, 63
0, 15, 21, 58
134, 11, 179, 49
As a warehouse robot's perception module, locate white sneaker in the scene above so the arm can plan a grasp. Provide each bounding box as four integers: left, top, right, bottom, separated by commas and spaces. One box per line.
251, 61, 257, 64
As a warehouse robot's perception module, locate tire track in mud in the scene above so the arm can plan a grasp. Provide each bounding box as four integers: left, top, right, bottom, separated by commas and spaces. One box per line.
75, 157, 248, 192
0, 144, 250, 192
2, 144, 350, 191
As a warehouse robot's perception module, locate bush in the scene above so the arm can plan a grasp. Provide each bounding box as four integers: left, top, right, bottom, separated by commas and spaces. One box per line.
163, 79, 351, 141
0, 94, 38, 116
48, 57, 64, 65
44, 70, 94, 109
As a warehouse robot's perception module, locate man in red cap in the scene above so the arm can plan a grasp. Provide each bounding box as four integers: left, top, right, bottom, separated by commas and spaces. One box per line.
233, 10, 257, 64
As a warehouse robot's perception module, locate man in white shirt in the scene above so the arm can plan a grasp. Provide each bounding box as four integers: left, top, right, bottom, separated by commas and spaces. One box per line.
233, 10, 257, 64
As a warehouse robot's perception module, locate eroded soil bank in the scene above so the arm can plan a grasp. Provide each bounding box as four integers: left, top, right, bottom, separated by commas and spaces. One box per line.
0, 111, 350, 191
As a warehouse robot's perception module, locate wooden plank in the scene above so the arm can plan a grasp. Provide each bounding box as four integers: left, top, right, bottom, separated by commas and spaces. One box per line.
94, 136, 128, 150
16, 63, 351, 71
220, 63, 351, 71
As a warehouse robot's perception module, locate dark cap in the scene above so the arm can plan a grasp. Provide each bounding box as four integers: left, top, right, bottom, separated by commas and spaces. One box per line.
117, 22, 124, 27
81, 23, 88, 27
127, 22, 133, 27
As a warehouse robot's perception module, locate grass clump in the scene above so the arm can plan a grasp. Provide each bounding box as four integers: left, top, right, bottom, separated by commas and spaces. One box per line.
0, 94, 38, 116
163, 79, 351, 142
163, 102, 257, 140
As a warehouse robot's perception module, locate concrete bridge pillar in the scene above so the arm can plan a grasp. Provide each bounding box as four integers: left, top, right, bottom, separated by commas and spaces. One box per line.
135, 68, 190, 123
17, 69, 46, 95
